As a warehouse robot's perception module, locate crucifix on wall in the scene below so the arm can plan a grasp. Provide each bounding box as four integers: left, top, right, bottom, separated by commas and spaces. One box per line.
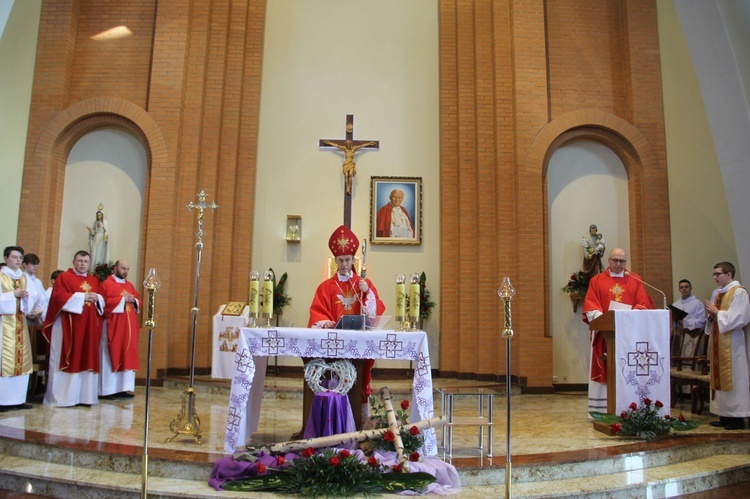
319, 114, 379, 228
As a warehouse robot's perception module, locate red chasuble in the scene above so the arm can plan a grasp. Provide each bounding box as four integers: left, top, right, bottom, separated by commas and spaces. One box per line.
100, 276, 140, 372
582, 269, 654, 382
42, 269, 102, 373
308, 272, 386, 396
376, 205, 414, 238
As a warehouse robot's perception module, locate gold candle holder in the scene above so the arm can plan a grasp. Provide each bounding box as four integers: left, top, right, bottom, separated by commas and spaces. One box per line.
497, 277, 516, 497
141, 268, 161, 498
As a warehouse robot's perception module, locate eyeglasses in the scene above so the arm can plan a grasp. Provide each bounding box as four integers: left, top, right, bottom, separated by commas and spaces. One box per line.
609, 258, 627, 264
712, 272, 726, 277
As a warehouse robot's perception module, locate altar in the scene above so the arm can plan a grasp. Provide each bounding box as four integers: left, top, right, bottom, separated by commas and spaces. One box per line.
223, 327, 436, 455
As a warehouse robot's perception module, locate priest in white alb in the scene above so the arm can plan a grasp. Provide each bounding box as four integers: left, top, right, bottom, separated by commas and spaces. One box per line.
703, 261, 750, 430
0, 246, 34, 412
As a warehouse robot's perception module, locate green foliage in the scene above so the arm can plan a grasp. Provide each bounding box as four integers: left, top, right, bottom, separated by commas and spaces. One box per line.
92, 262, 114, 282
419, 271, 435, 321
368, 397, 425, 455
269, 268, 291, 315
221, 448, 436, 497
590, 399, 700, 441
562, 270, 589, 296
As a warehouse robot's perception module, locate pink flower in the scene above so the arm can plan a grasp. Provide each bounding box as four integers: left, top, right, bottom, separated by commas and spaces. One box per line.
629, 402, 638, 410
367, 456, 379, 467
339, 449, 351, 458
401, 400, 410, 410
384, 431, 396, 442
275, 455, 286, 466
329, 457, 340, 466
409, 452, 420, 462
301, 447, 315, 458
610, 423, 622, 433
409, 425, 420, 436
256, 463, 267, 474
392, 464, 403, 473
655, 400, 663, 409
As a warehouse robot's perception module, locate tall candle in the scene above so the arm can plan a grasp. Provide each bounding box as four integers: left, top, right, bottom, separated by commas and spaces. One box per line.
396, 282, 406, 318
409, 282, 420, 319
248, 280, 259, 315
262, 280, 273, 315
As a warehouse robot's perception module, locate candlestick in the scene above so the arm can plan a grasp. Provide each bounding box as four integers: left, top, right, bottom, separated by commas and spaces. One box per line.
395, 274, 406, 331
409, 272, 420, 331
262, 270, 274, 327
248, 271, 259, 324
497, 276, 516, 498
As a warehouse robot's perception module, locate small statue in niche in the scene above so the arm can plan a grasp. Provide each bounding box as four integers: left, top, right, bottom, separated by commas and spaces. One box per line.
582, 224, 605, 278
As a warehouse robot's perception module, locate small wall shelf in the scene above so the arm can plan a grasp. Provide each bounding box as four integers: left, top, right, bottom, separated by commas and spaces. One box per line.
286, 215, 302, 242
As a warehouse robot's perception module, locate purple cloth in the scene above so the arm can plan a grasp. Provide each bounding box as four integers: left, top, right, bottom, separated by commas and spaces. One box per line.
303, 392, 356, 443
208, 452, 294, 490
373, 450, 462, 495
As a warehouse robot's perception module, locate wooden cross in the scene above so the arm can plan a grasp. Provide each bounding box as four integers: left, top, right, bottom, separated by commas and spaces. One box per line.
319, 114, 379, 228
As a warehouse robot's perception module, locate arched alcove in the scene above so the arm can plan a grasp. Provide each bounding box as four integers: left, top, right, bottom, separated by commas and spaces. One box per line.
60, 126, 147, 279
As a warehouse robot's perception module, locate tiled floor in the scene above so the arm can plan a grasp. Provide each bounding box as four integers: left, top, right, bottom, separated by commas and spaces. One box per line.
0, 374, 748, 498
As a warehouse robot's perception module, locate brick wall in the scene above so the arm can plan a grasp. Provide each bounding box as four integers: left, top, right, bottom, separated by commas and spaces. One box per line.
439, 0, 670, 389
18, 0, 266, 379
18, 0, 669, 388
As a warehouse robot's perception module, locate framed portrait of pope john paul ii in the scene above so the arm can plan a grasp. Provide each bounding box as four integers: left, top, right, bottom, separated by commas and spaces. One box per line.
370, 176, 422, 246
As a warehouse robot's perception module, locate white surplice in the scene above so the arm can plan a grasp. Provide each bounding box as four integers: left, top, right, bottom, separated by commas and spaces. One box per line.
706, 281, 750, 417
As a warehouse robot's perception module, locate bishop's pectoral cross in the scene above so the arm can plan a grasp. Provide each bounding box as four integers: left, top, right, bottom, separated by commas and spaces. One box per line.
319, 114, 379, 228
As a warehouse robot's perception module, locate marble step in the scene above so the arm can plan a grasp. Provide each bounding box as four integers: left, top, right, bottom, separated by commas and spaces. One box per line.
1, 448, 748, 498
1, 432, 748, 498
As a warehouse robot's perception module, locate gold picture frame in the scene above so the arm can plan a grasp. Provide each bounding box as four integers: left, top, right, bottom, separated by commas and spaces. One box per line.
369, 176, 422, 245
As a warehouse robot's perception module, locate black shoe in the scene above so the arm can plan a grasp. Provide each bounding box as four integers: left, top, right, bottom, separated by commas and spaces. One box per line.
724, 418, 746, 430
0, 406, 8, 413
15, 403, 33, 410
116, 392, 135, 399
709, 416, 728, 427
99, 394, 117, 400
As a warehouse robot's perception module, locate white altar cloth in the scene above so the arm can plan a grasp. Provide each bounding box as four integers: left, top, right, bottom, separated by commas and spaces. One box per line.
223, 327, 436, 455
614, 310, 671, 413
211, 305, 250, 379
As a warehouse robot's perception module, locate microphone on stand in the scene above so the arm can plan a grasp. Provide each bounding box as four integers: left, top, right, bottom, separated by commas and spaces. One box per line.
624, 271, 667, 309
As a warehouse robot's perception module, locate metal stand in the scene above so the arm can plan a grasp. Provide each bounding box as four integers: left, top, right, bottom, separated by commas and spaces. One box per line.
141, 269, 161, 498
498, 277, 515, 498
167, 190, 217, 444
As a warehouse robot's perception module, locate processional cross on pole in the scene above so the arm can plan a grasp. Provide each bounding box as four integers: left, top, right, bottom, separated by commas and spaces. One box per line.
319, 114, 379, 228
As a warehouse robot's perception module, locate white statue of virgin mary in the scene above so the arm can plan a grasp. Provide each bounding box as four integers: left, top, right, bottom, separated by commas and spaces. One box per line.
87, 206, 110, 267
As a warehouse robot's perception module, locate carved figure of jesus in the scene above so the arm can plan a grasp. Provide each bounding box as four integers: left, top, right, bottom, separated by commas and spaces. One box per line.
322, 139, 377, 194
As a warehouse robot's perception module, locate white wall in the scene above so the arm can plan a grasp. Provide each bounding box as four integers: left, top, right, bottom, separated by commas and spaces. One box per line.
0, 0, 41, 245
660, 1, 740, 302
254, 0, 441, 367
548, 140, 629, 384
60, 127, 147, 281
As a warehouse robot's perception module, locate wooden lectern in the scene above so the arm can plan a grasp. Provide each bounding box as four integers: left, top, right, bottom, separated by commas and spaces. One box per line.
589, 311, 618, 435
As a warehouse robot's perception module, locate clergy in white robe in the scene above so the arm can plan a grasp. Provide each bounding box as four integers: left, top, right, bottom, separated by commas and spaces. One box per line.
0, 246, 34, 410
672, 279, 707, 357
22, 254, 48, 327
704, 263, 750, 427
